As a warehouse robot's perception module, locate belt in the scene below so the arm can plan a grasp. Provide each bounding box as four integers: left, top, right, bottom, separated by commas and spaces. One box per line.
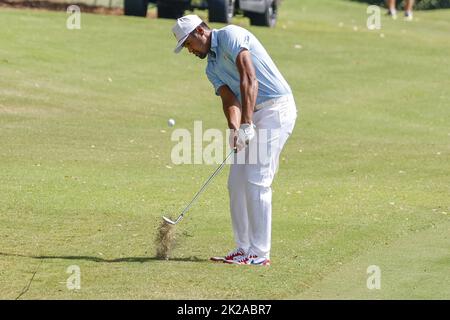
254, 95, 293, 111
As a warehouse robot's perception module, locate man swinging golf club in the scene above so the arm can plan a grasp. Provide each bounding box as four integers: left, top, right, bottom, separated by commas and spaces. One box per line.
172, 15, 297, 266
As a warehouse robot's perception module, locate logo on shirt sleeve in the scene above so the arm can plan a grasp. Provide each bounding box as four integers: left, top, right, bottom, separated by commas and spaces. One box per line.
244, 35, 250, 46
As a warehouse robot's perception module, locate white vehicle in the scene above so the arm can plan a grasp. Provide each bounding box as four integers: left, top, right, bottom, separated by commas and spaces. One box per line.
124, 0, 280, 27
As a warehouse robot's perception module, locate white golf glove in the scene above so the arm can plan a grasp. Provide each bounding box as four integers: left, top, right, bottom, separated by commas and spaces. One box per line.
236, 123, 256, 151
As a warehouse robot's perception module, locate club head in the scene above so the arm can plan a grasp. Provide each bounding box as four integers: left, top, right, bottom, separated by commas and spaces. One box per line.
162, 216, 176, 225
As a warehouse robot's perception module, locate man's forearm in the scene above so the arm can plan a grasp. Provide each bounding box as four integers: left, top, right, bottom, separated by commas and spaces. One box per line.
223, 105, 241, 130
240, 74, 257, 124
236, 50, 258, 124
219, 85, 242, 130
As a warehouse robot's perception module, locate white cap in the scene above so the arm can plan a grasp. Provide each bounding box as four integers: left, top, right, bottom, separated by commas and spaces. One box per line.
172, 15, 203, 54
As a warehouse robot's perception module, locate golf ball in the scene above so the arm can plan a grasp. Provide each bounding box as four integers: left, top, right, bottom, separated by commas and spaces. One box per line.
168, 119, 175, 127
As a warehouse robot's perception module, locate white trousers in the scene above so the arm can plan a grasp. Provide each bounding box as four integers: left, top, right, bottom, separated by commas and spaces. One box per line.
228, 95, 297, 259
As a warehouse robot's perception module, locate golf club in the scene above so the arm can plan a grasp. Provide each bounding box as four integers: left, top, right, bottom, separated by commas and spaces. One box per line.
162, 148, 235, 225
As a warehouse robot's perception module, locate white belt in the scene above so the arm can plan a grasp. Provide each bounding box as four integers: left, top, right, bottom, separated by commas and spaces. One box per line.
254, 95, 293, 111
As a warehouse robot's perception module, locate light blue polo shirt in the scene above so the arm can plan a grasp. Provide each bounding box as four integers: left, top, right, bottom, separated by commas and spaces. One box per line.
206, 25, 292, 107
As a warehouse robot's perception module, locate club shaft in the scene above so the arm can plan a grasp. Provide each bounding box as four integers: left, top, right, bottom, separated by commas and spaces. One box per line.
174, 149, 235, 223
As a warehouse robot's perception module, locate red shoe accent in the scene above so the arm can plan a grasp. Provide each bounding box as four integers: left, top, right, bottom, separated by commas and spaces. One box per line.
210, 248, 245, 262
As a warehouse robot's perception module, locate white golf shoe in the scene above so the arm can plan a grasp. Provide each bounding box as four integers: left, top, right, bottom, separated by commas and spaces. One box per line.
210, 247, 246, 262
404, 11, 413, 21
225, 252, 271, 266
387, 9, 397, 20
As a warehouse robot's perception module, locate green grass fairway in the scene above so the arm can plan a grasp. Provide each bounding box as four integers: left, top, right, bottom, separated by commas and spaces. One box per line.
0, 0, 449, 299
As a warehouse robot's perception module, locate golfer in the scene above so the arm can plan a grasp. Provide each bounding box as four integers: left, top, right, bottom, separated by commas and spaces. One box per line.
172, 15, 297, 266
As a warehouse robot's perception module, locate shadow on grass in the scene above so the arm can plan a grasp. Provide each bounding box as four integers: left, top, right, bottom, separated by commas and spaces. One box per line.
0, 252, 207, 263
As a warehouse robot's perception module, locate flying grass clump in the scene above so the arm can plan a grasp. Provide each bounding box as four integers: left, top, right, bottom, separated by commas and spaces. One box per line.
155, 220, 176, 260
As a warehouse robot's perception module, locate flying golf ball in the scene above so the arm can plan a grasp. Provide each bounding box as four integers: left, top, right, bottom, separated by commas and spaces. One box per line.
168, 119, 175, 127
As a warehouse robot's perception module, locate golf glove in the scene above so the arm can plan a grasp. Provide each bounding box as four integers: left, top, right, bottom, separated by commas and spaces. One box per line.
236, 123, 256, 151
